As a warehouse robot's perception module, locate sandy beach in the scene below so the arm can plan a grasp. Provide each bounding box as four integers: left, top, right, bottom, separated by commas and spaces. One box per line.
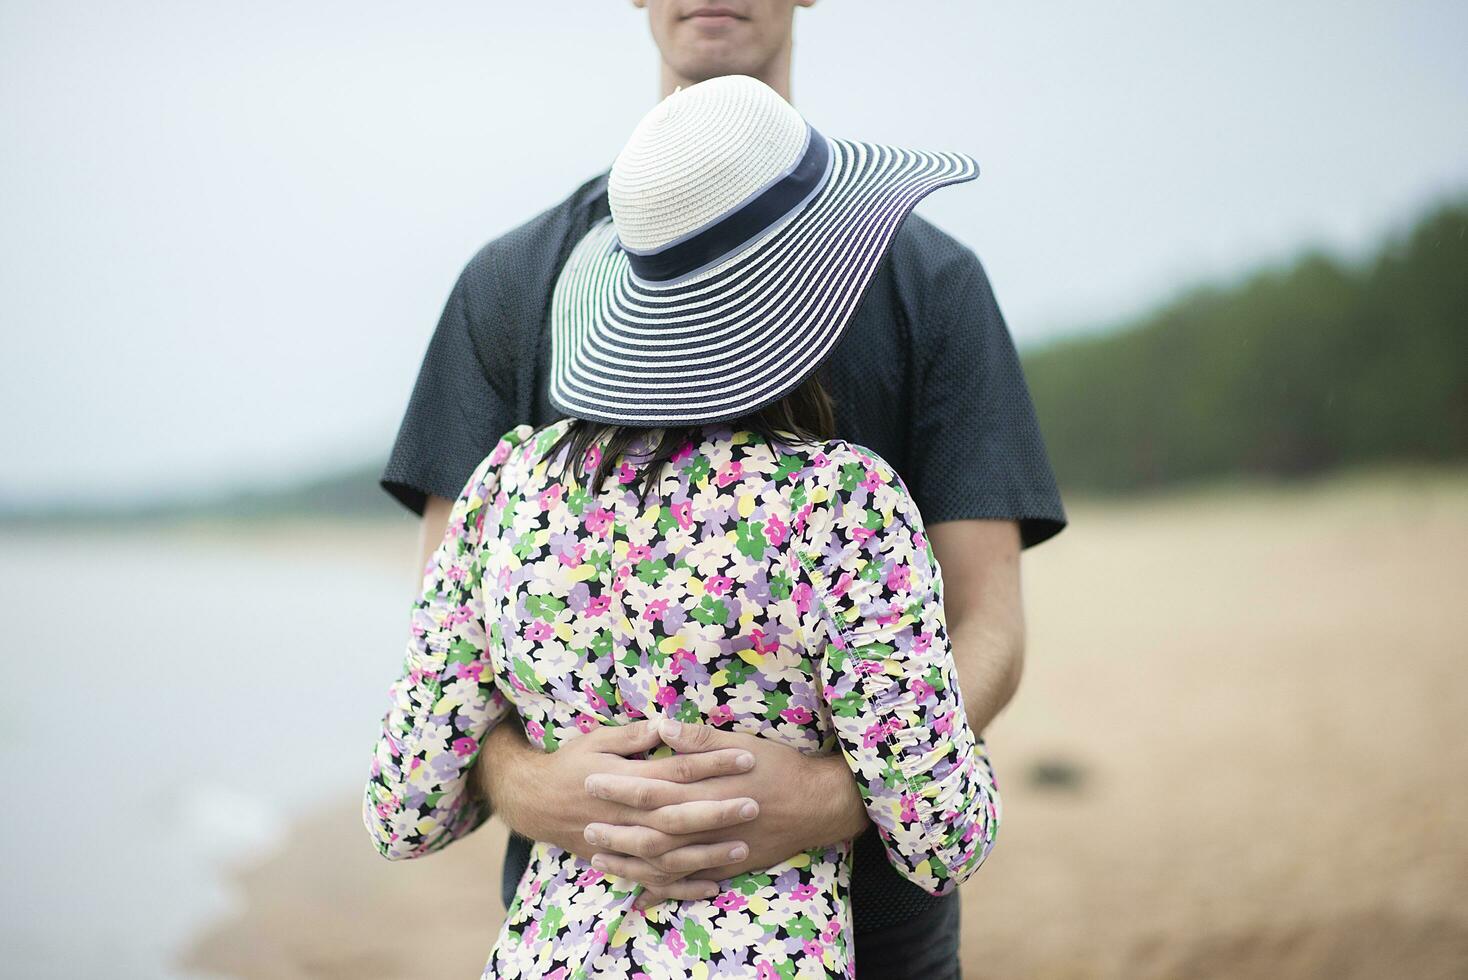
176, 468, 1468, 979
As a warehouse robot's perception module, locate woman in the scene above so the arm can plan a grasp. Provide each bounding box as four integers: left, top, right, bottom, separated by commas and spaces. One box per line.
363, 75, 1001, 979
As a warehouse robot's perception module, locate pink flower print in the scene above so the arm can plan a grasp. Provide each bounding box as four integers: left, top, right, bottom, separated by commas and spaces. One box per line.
537, 484, 563, 511
509, 674, 529, 693
812, 451, 830, 467
525, 719, 545, 740
803, 939, 824, 959
643, 598, 670, 622
862, 722, 886, 748
489, 439, 513, 465
582, 681, 608, 711
757, 963, 778, 980
831, 572, 854, 600
704, 574, 734, 596
575, 866, 605, 886
448, 517, 465, 539
860, 467, 882, 492
822, 919, 842, 942
583, 444, 602, 470
934, 711, 954, 735
625, 704, 645, 718
764, 512, 789, 546
617, 461, 638, 484
586, 507, 614, 535
900, 792, 919, 822
751, 628, 779, 656
453, 660, 483, 682
525, 622, 554, 642
587, 595, 612, 617
671, 440, 696, 464
914, 630, 934, 655
875, 608, 902, 627
669, 648, 696, 676
713, 891, 747, 911
708, 703, 734, 726
576, 713, 599, 734
908, 677, 935, 702
792, 883, 819, 902
793, 581, 814, 615
887, 563, 910, 591
594, 922, 609, 945
545, 969, 567, 980
883, 718, 905, 737
665, 928, 686, 957
655, 684, 678, 708
494, 488, 509, 508
443, 604, 476, 628
793, 501, 813, 534
851, 526, 877, 547
780, 705, 813, 725
672, 499, 694, 529
475, 505, 487, 536
627, 544, 651, 562
524, 920, 539, 942
445, 563, 466, 582
854, 658, 884, 676
714, 460, 743, 487
558, 541, 587, 568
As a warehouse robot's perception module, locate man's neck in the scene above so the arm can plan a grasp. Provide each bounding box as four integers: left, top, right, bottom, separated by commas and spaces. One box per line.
657, 50, 794, 103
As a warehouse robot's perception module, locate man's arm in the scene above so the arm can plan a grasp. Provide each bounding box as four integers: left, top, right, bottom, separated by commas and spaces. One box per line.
927, 518, 1026, 733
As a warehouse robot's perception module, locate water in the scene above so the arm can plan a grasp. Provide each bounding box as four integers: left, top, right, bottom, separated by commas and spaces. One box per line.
0, 524, 415, 978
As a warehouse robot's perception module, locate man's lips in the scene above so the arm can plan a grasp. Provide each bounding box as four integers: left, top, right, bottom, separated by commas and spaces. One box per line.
685, 6, 745, 20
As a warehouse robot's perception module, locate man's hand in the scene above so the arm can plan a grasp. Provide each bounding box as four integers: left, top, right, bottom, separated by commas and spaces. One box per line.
475, 718, 765, 899
583, 719, 869, 911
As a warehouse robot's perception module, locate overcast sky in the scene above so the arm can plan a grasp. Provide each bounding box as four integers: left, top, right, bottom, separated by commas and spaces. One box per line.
2, 0, 1465, 507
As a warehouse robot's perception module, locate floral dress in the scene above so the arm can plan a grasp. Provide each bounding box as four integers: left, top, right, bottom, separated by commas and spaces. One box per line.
363, 418, 1002, 979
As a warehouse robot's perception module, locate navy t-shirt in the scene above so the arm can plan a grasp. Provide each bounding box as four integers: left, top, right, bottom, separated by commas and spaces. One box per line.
380, 170, 1068, 932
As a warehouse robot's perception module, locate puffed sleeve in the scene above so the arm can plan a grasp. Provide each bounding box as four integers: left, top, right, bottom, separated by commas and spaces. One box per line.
362, 423, 533, 860
791, 444, 1002, 895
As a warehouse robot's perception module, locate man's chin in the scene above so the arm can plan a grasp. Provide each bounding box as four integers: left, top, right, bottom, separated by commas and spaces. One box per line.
669, 54, 764, 84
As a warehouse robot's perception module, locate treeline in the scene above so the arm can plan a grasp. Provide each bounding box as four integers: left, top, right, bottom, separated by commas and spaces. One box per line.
1020, 193, 1468, 495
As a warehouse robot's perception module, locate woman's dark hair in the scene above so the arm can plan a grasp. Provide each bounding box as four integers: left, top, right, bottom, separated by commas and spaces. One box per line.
537, 370, 838, 504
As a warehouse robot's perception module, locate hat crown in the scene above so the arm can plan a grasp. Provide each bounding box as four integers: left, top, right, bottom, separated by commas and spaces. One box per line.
609, 75, 810, 254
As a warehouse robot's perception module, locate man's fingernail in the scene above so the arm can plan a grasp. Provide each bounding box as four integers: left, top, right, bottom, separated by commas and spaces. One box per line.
662, 719, 681, 737
591, 855, 607, 871
736, 753, 754, 770
740, 801, 758, 820
730, 844, 748, 861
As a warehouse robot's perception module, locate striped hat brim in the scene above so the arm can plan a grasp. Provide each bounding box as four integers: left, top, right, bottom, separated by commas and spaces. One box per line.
548, 135, 978, 426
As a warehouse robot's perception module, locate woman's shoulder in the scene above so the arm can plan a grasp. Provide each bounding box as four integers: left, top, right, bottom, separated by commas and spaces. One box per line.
461, 422, 543, 493
799, 437, 910, 495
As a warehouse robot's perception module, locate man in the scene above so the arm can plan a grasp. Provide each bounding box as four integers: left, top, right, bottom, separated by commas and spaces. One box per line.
380, 2, 1067, 976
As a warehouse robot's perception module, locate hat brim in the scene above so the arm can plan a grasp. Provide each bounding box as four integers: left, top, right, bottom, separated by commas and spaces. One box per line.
549, 135, 978, 426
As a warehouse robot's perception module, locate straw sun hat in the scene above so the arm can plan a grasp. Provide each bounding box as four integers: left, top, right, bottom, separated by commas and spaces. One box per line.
548, 74, 978, 426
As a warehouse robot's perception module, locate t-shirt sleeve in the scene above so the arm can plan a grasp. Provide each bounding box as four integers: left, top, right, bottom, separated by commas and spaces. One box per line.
380, 260, 516, 517
906, 252, 1068, 549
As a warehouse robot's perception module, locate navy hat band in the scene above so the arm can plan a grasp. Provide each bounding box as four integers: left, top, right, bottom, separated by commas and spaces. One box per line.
619, 124, 832, 285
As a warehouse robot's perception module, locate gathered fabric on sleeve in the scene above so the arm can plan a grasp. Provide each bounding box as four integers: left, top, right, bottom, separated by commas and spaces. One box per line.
363, 423, 534, 861
790, 442, 1003, 895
